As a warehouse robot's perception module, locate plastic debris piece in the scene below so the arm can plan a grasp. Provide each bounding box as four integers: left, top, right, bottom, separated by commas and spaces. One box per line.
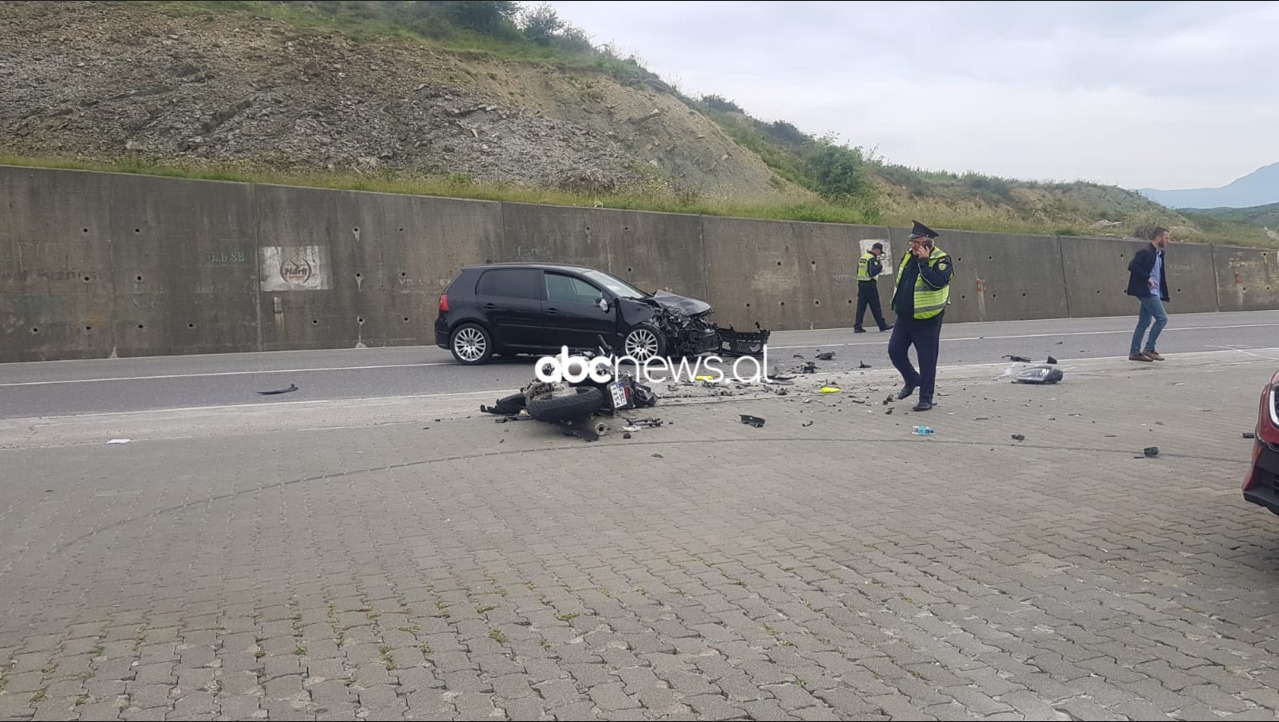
623, 432, 632, 439
802, 420, 814, 427
1243, 432, 1256, 439
107, 438, 131, 444
859, 362, 871, 369
1011, 434, 1025, 441
816, 351, 835, 360
1144, 446, 1159, 457
820, 386, 841, 394
695, 375, 715, 382
258, 383, 299, 395
740, 414, 766, 428
1014, 365, 1063, 384
912, 426, 935, 436
1046, 356, 1058, 364
1004, 355, 1032, 363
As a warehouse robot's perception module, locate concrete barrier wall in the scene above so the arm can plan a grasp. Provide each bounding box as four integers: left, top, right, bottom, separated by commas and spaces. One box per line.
3, 164, 1277, 363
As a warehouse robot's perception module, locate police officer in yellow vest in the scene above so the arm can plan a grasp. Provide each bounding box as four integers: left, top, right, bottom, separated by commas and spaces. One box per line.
889, 220, 954, 412
854, 242, 892, 333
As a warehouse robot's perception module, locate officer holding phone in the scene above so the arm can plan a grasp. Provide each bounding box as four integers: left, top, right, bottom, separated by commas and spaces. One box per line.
888, 220, 954, 412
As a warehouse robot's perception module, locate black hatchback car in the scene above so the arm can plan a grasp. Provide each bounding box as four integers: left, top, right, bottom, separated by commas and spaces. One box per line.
434, 262, 721, 365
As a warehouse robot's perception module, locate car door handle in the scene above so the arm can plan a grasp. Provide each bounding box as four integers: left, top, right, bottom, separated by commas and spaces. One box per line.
545, 307, 558, 315
483, 303, 497, 309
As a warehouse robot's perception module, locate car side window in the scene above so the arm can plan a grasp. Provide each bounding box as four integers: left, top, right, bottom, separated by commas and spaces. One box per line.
545, 273, 602, 305
475, 268, 541, 300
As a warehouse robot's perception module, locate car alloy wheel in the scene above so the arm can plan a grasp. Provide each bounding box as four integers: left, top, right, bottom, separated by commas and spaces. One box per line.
625, 327, 661, 361
452, 325, 489, 364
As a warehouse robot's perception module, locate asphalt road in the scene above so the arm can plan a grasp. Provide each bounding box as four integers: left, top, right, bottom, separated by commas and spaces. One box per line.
3, 309, 1279, 420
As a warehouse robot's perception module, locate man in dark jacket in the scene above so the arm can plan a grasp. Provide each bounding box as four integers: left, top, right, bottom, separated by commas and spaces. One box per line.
1126, 226, 1171, 361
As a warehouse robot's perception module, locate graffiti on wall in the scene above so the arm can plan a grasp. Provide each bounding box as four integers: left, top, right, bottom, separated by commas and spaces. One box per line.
260, 246, 330, 291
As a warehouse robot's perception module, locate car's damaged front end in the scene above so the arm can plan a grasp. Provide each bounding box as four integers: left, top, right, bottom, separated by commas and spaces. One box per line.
617, 290, 768, 358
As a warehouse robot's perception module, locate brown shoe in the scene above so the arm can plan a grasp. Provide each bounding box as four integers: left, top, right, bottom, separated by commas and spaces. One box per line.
1143, 350, 1165, 361
1129, 353, 1153, 362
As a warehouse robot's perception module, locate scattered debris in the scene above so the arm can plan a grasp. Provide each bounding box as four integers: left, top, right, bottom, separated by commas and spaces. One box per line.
1004, 355, 1032, 363
885, 407, 894, 415
883, 395, 894, 405
801, 362, 817, 374
1143, 446, 1159, 457
1011, 434, 1025, 441
258, 383, 299, 395
816, 351, 835, 361
802, 420, 814, 427
562, 428, 599, 442
107, 438, 131, 444
859, 362, 871, 369
912, 426, 935, 436
652, 453, 664, 458
625, 417, 663, 428
623, 432, 632, 439
974, 417, 991, 421
819, 386, 841, 394
1013, 365, 1064, 384
1244, 432, 1256, 439
1046, 356, 1058, 364
740, 414, 766, 428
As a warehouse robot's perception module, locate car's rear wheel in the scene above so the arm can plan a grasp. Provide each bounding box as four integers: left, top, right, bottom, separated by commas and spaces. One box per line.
623, 324, 666, 362
450, 323, 493, 365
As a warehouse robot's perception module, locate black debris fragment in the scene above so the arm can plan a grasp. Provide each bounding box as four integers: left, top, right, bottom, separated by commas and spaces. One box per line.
859, 362, 871, 369
1143, 446, 1159, 457
740, 414, 766, 428
802, 420, 814, 427
652, 453, 664, 458
883, 395, 894, 405
624, 417, 664, 428
1004, 355, 1032, 363
623, 432, 632, 439
816, 351, 835, 361
562, 428, 599, 442
885, 407, 894, 415
1011, 434, 1025, 441
1046, 356, 1058, 364
258, 383, 298, 395
1244, 432, 1256, 439
801, 362, 817, 374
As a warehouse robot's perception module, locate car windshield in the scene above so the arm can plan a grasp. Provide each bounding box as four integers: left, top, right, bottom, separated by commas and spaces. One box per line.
582, 270, 647, 300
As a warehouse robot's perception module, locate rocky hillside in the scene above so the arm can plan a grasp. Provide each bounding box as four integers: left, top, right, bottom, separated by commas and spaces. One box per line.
0, 0, 815, 204
0, 0, 1266, 246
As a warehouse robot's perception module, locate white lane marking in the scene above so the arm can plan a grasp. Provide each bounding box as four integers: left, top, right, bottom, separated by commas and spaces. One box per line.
768, 323, 1279, 349
1205, 345, 1279, 362
1, 388, 508, 423
0, 362, 455, 388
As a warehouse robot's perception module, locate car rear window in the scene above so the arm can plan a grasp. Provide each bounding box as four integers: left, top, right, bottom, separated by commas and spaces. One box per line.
475, 268, 542, 300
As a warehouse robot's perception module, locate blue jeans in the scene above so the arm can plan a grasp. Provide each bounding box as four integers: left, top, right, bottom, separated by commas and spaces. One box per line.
1131, 296, 1168, 354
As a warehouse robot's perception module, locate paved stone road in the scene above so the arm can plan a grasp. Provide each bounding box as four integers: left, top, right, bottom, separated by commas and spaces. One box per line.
1, 349, 1278, 721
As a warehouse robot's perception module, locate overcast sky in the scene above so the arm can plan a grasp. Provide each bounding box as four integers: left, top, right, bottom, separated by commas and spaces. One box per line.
541, 1, 1279, 191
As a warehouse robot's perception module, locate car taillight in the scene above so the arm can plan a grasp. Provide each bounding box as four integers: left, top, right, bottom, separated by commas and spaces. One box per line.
438, 293, 450, 313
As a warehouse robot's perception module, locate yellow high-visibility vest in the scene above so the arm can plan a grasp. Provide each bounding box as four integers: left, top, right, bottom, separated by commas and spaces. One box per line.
896, 247, 951, 319
857, 251, 875, 281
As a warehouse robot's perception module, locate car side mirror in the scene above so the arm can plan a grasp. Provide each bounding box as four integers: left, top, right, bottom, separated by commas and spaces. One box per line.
596, 297, 610, 312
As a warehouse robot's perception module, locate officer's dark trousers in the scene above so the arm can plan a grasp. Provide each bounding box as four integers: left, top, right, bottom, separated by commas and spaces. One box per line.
855, 281, 887, 330
888, 313, 944, 403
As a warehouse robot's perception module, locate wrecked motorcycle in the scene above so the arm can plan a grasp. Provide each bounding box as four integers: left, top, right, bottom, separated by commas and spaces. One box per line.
480, 336, 658, 437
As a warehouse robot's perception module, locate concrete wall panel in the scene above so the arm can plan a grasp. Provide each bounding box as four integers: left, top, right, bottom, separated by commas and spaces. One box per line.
5, 165, 1279, 363
0, 166, 116, 361
106, 175, 258, 358
497, 203, 708, 302
702, 217, 892, 332
1213, 246, 1279, 312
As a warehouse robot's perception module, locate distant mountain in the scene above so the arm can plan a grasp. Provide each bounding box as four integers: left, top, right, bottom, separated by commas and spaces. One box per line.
1137, 162, 1279, 209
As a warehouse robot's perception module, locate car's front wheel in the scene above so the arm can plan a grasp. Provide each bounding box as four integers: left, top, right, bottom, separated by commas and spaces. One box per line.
450, 323, 493, 365
623, 324, 666, 362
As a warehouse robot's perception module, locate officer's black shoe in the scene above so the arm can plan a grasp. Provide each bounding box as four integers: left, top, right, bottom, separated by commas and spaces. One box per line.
880, 325, 893, 332
912, 400, 934, 412
854, 327, 866, 333
897, 383, 917, 400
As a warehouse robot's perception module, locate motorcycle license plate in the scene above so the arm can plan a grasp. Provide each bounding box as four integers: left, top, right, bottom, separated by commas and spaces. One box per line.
610, 381, 629, 408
